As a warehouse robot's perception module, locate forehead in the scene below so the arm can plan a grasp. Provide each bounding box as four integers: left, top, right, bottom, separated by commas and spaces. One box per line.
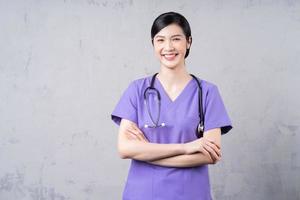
154, 24, 185, 38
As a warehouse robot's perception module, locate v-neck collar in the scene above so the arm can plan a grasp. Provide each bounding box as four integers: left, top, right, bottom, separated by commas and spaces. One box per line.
155, 76, 194, 104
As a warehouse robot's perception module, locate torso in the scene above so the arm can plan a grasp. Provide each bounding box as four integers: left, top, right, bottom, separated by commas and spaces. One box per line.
121, 75, 213, 200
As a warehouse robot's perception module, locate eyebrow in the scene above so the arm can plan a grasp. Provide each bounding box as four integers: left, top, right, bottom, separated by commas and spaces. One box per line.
155, 34, 184, 38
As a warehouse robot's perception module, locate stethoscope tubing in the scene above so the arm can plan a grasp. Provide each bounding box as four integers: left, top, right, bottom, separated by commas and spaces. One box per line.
143, 73, 204, 138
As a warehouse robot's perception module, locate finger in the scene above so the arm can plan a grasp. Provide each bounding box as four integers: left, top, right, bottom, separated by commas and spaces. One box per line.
125, 132, 139, 140
132, 125, 145, 136
130, 133, 140, 140
202, 144, 215, 158
203, 144, 220, 162
135, 129, 148, 141
124, 132, 132, 139
201, 148, 216, 163
131, 125, 149, 142
206, 139, 221, 149
202, 147, 216, 163
200, 146, 210, 157
126, 128, 142, 141
132, 130, 144, 141
205, 141, 221, 157
131, 128, 148, 142
140, 134, 149, 142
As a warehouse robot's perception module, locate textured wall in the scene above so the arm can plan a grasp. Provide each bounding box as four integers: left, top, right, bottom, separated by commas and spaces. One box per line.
0, 0, 299, 199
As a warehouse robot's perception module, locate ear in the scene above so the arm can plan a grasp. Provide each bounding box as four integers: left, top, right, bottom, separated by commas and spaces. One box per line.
187, 36, 192, 49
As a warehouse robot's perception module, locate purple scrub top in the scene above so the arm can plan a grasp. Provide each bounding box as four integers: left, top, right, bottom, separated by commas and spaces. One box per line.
111, 75, 233, 200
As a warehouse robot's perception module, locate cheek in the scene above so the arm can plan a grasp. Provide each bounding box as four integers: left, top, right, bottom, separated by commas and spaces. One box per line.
154, 44, 162, 51
154, 47, 162, 56
177, 43, 188, 51
154, 50, 161, 58
178, 46, 188, 56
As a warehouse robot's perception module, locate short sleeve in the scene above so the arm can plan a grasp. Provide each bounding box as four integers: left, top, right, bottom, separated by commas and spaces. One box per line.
204, 85, 233, 135
111, 81, 138, 126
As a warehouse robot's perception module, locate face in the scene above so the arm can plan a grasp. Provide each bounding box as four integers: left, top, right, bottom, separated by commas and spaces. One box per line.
153, 23, 191, 70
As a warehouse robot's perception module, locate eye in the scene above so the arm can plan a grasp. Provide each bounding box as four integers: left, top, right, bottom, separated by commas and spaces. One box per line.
173, 38, 181, 41
157, 39, 164, 42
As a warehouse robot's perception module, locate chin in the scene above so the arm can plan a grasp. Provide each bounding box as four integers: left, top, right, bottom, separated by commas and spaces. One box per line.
160, 59, 183, 69
161, 62, 180, 69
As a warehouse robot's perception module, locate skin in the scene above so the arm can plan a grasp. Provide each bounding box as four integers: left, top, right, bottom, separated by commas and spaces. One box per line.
153, 23, 193, 100
117, 23, 222, 167
118, 120, 222, 167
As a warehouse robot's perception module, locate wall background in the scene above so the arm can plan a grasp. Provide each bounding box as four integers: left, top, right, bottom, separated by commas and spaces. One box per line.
0, 0, 299, 199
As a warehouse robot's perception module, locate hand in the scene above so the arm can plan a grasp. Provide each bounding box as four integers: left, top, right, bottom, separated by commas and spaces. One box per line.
184, 137, 221, 162
124, 123, 149, 143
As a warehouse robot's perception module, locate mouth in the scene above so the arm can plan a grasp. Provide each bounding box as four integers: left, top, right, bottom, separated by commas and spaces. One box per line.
162, 53, 179, 61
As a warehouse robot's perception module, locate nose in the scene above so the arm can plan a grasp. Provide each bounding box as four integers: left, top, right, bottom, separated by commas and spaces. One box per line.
165, 40, 174, 50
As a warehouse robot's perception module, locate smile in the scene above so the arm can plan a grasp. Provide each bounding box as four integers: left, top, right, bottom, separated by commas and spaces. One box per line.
162, 53, 178, 61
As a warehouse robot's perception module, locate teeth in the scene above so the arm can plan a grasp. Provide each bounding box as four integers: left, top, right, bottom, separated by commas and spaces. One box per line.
164, 54, 177, 57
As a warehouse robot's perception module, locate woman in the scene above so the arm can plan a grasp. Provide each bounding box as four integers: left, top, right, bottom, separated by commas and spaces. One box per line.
111, 12, 232, 200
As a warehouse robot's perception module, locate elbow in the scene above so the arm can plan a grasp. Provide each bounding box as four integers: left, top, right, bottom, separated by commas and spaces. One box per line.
118, 150, 128, 159
118, 147, 129, 159
118, 143, 132, 159
118, 143, 150, 161
119, 154, 129, 159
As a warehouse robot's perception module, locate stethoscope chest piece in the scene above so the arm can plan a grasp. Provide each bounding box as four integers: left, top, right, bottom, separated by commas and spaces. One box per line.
196, 122, 204, 138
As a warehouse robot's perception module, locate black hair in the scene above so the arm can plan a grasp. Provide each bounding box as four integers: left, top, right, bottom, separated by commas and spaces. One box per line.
151, 12, 192, 58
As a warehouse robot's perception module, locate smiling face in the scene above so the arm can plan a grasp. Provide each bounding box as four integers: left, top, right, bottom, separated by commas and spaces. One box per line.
153, 23, 191, 70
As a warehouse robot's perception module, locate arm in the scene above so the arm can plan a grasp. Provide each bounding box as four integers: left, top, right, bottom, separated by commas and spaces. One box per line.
117, 119, 188, 161
119, 119, 221, 167
147, 128, 222, 167
149, 152, 213, 168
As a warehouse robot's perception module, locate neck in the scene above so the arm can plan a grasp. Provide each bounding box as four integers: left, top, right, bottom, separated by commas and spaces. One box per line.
157, 64, 191, 86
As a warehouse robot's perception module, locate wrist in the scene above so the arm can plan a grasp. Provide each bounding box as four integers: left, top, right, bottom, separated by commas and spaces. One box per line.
182, 143, 190, 155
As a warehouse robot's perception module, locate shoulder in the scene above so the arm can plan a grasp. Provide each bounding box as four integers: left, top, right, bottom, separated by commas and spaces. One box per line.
121, 75, 152, 99
131, 75, 151, 85
196, 77, 218, 92
129, 75, 152, 91
194, 77, 223, 100
196, 78, 225, 102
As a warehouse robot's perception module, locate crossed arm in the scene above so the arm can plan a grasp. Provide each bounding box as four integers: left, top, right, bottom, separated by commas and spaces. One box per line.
117, 119, 222, 168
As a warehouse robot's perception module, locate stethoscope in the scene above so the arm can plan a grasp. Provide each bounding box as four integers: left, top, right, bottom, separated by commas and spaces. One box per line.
143, 73, 205, 138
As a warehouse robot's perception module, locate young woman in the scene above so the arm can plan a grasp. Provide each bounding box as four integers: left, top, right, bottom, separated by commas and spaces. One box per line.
111, 12, 233, 200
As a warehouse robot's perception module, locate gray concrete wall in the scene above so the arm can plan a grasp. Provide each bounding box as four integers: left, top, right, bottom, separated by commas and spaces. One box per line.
0, 0, 299, 199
